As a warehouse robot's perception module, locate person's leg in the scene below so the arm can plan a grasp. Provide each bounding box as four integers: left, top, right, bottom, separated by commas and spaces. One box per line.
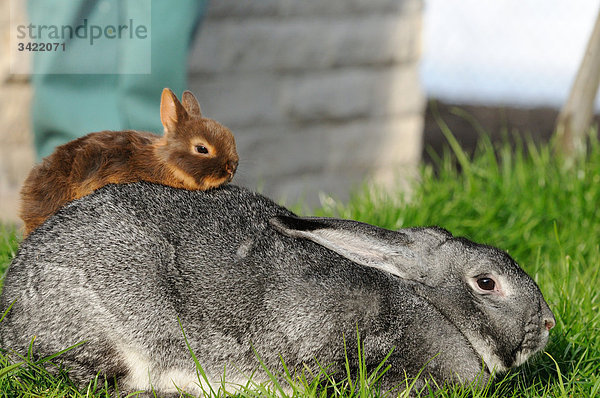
28, 0, 207, 159
28, 0, 121, 159
117, 0, 208, 133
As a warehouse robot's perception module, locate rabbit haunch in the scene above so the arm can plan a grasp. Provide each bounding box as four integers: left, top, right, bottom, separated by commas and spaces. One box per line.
19, 88, 238, 236
0, 183, 555, 395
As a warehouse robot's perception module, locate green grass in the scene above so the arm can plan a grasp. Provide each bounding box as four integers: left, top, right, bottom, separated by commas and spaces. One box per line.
1, 131, 599, 396
0, 226, 19, 287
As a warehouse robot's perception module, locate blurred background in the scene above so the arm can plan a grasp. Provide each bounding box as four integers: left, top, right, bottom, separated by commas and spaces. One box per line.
1, 0, 599, 225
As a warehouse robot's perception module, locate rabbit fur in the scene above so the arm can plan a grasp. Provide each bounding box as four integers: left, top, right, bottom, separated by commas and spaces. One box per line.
19, 88, 238, 237
0, 183, 555, 396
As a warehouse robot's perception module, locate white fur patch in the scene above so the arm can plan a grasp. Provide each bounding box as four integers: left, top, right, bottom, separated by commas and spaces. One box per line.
158, 369, 202, 394
236, 238, 254, 258
513, 329, 548, 367
496, 275, 514, 296
119, 345, 201, 395
117, 345, 277, 395
513, 350, 531, 368
467, 336, 508, 374
119, 345, 153, 391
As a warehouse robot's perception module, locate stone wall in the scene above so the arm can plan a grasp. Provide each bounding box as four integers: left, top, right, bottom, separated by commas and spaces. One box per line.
187, 0, 425, 206
0, 0, 35, 225
0, 0, 425, 226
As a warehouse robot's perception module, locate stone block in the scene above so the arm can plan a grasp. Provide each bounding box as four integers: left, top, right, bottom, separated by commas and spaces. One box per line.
281, 69, 373, 121
205, 0, 280, 19
205, 0, 422, 18
0, 145, 34, 187
0, 188, 20, 226
189, 14, 421, 74
281, 66, 424, 122
280, 0, 423, 18
0, 83, 32, 145
187, 72, 284, 129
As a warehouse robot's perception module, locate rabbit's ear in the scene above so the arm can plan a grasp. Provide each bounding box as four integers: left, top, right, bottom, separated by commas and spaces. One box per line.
160, 88, 189, 134
270, 215, 427, 282
181, 91, 202, 117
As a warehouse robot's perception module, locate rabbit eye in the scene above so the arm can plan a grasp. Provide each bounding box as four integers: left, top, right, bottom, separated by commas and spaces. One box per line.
476, 277, 496, 291
195, 145, 209, 154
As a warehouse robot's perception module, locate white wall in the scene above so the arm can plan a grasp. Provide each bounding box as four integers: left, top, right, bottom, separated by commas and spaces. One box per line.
421, 0, 600, 109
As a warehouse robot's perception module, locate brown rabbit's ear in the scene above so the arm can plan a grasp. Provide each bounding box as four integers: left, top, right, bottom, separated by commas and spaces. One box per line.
181, 90, 202, 117
160, 88, 189, 134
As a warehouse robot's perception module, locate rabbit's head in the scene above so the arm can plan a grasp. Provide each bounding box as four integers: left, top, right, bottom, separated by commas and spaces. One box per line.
270, 215, 555, 375
157, 88, 238, 190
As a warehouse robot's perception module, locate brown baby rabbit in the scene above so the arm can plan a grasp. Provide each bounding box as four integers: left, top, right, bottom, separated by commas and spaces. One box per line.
19, 88, 238, 236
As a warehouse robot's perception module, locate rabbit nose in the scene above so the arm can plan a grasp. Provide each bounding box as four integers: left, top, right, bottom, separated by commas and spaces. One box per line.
540, 299, 555, 331
226, 160, 238, 174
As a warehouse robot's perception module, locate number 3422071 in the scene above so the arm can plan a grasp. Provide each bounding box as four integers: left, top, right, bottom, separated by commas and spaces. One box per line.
17, 42, 66, 51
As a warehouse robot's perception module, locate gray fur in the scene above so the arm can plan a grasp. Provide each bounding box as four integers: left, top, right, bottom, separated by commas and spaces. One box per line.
0, 183, 554, 395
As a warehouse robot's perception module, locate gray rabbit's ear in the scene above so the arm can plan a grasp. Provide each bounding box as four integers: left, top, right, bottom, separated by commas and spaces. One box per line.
270, 215, 426, 281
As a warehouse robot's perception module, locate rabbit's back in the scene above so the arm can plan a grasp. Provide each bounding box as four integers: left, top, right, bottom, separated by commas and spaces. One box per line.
1, 184, 362, 389
3, 184, 284, 387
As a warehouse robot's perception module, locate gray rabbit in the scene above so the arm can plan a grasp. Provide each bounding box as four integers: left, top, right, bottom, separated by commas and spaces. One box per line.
0, 182, 555, 396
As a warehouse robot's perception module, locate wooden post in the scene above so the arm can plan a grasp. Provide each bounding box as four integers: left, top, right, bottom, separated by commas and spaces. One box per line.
556, 6, 600, 156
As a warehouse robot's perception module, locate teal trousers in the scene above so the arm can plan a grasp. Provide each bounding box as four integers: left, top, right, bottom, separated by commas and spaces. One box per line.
28, 0, 206, 160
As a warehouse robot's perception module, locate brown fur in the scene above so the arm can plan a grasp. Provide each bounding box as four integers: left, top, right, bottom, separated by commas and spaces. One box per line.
20, 88, 238, 236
